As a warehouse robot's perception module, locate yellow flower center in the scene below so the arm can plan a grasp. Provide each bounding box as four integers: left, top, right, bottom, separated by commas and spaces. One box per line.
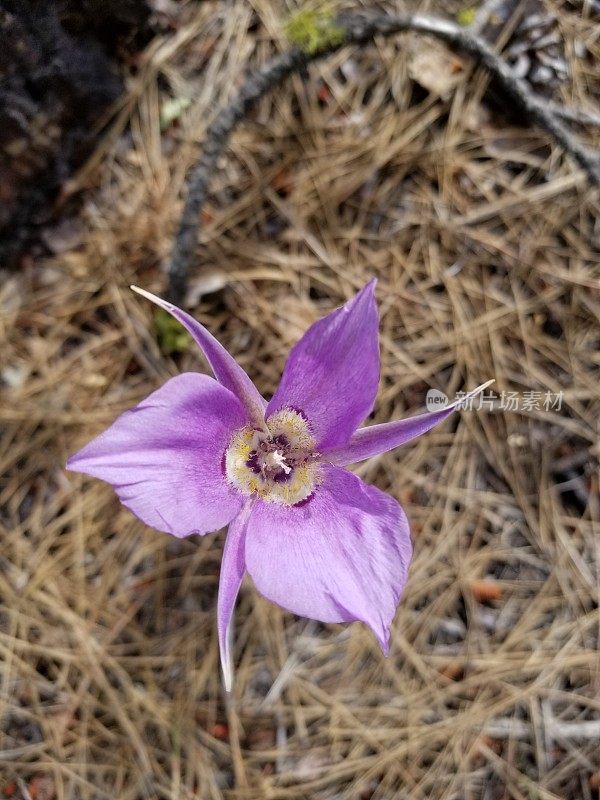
224, 408, 320, 505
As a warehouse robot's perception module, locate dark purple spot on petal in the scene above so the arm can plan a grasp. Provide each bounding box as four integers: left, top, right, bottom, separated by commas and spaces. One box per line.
287, 406, 309, 422
246, 453, 261, 474
273, 469, 293, 483
293, 492, 315, 508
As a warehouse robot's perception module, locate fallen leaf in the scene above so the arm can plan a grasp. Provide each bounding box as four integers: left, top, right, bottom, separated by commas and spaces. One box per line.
317, 83, 332, 103
440, 661, 463, 680
184, 272, 228, 306
28, 776, 54, 800
272, 167, 293, 195
470, 580, 503, 602
210, 723, 229, 740
408, 39, 465, 98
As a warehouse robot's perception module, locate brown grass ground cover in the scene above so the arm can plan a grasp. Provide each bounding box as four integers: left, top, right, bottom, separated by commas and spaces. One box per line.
1, 0, 599, 798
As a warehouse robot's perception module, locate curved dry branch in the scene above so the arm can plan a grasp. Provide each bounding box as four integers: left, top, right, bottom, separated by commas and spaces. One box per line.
168, 11, 600, 302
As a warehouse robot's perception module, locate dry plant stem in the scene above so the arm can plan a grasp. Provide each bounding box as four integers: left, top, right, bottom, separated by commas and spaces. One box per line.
169, 11, 600, 302
169, 48, 309, 302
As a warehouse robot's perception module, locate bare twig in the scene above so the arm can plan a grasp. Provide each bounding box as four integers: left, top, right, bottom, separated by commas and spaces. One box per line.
547, 100, 600, 128
168, 11, 600, 302
169, 48, 309, 302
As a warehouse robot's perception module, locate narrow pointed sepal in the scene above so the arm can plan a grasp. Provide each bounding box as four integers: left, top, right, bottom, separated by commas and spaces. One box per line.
217, 502, 252, 693
131, 286, 266, 427
323, 380, 494, 466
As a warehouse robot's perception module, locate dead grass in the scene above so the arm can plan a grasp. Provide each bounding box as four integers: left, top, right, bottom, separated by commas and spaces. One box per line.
1, 0, 599, 798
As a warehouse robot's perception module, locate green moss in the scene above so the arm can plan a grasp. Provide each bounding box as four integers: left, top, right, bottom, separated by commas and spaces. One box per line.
456, 7, 477, 26
160, 96, 192, 131
153, 309, 192, 355
284, 9, 346, 54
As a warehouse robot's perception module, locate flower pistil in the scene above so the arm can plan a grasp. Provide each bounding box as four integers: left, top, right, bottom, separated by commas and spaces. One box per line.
224, 407, 320, 505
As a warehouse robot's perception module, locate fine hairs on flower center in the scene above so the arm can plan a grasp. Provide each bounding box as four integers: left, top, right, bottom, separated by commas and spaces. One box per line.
224, 408, 319, 505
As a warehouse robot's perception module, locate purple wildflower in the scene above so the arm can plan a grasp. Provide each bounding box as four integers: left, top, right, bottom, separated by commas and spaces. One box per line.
67, 281, 491, 690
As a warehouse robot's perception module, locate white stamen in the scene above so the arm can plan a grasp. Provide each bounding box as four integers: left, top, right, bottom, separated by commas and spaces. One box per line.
270, 450, 291, 474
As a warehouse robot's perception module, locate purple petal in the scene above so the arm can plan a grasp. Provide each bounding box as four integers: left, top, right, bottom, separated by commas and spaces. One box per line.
245, 465, 412, 652
266, 281, 379, 451
67, 373, 246, 537
131, 286, 266, 427
323, 380, 494, 466
217, 502, 252, 692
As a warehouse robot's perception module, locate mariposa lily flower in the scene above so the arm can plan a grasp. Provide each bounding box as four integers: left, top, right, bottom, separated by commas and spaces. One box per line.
68, 282, 491, 689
